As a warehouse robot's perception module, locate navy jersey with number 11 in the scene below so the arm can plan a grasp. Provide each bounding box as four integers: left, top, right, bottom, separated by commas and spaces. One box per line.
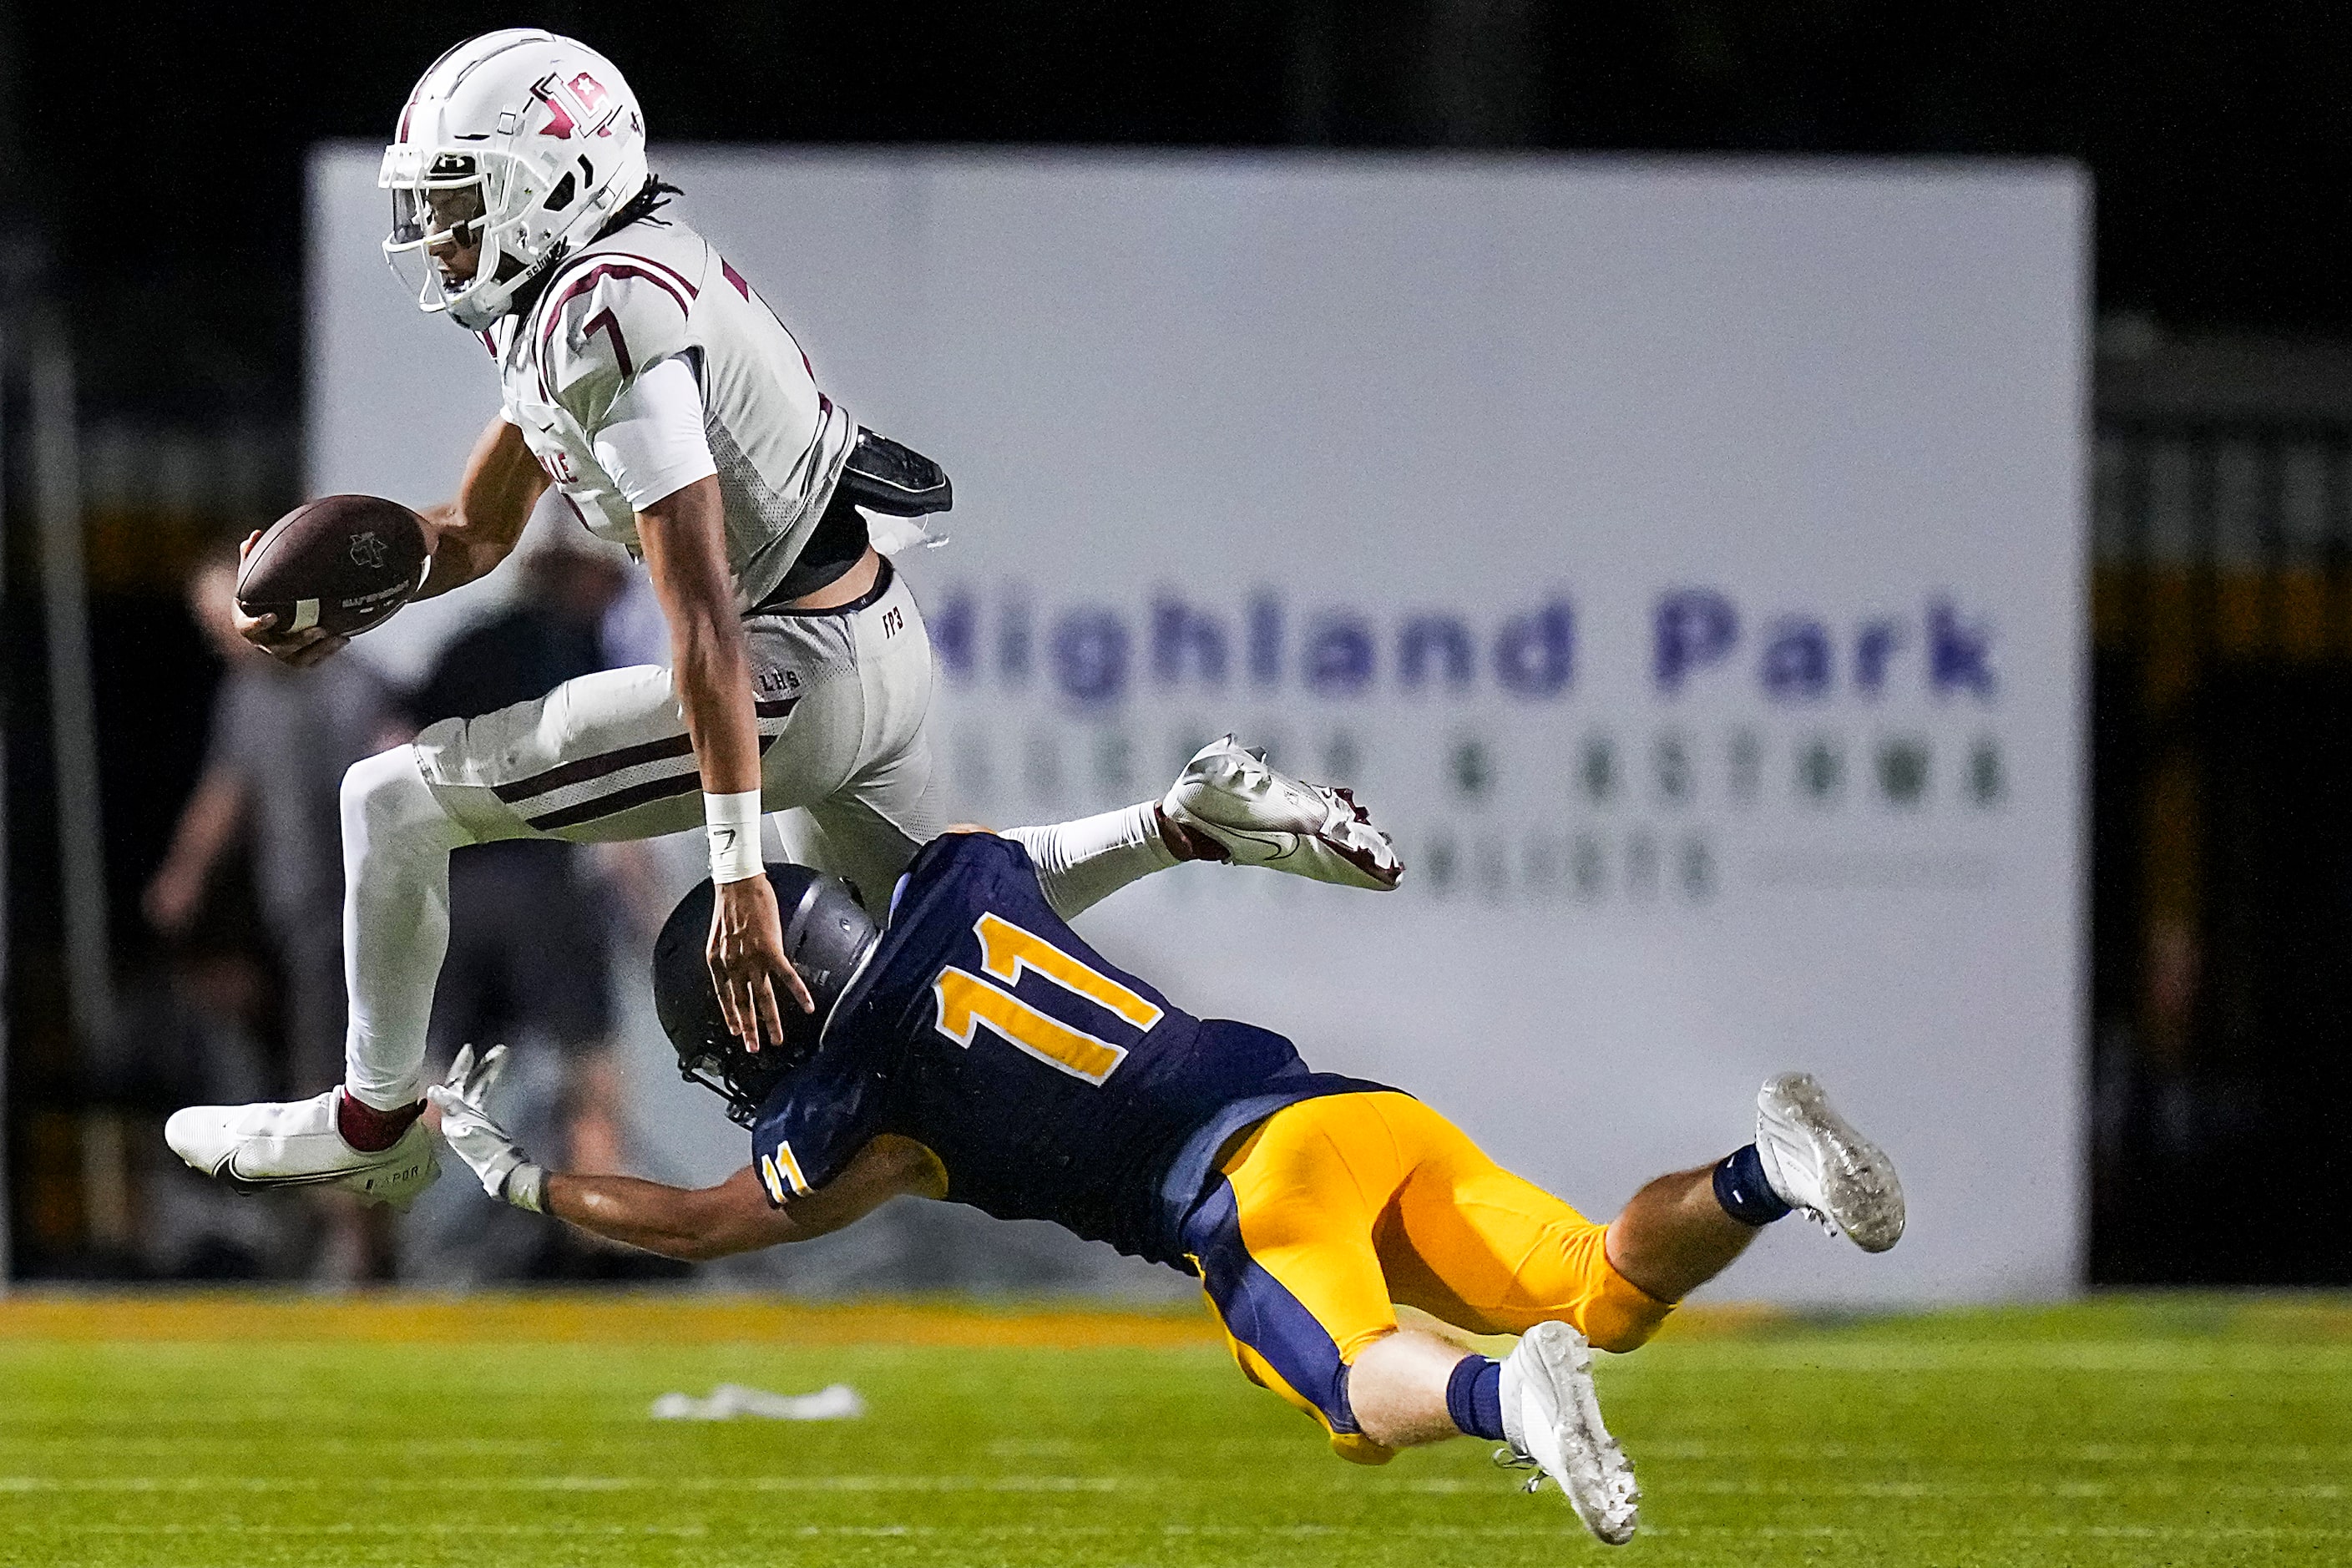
748, 833, 1386, 1267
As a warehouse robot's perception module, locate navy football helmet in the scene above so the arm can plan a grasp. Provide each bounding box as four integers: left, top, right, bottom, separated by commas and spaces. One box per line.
651, 864, 879, 1125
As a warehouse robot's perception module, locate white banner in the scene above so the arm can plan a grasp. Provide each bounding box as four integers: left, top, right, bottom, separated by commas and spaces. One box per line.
311, 148, 2086, 1302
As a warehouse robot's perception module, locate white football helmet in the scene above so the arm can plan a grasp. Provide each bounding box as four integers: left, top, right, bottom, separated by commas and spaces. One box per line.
379, 29, 650, 331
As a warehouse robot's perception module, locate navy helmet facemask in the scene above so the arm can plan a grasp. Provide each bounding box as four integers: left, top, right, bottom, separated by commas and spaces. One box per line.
651, 863, 879, 1125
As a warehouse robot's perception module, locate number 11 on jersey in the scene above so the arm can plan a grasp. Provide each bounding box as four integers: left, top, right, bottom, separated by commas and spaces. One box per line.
933, 913, 1163, 1085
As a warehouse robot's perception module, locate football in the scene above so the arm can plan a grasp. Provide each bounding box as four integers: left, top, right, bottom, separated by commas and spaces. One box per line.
235, 494, 431, 640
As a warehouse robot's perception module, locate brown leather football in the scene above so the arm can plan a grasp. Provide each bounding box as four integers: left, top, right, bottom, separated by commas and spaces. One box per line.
235, 494, 430, 640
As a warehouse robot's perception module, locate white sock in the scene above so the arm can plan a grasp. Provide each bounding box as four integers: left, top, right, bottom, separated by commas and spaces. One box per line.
1004, 802, 1178, 920
339, 746, 471, 1110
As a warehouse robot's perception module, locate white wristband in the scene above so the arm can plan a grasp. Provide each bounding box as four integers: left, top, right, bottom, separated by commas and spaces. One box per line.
706, 790, 765, 883
503, 1163, 547, 1214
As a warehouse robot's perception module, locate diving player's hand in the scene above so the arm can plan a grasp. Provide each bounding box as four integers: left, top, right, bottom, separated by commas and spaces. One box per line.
708, 873, 816, 1050
231, 529, 348, 668
425, 1044, 545, 1211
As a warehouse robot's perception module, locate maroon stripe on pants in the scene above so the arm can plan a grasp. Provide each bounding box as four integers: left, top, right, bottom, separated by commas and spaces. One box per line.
493, 733, 693, 804
518, 732, 781, 834
490, 696, 797, 805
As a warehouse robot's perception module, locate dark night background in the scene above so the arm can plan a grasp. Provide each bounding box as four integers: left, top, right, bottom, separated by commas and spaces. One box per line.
4, 2, 2352, 425
2, 3, 2349, 1282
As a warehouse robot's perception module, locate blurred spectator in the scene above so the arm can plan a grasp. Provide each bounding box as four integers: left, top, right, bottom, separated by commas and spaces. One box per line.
144, 544, 407, 1095
410, 528, 633, 1184
144, 542, 409, 1280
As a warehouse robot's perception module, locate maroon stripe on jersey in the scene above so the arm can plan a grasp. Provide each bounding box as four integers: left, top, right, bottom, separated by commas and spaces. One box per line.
561, 249, 701, 306
537, 245, 700, 307
597, 250, 701, 300
491, 695, 800, 804
539, 264, 690, 337
721, 258, 752, 301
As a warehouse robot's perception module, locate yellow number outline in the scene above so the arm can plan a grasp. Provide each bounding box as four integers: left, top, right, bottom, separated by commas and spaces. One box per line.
759, 1142, 810, 1201
932, 913, 1161, 1085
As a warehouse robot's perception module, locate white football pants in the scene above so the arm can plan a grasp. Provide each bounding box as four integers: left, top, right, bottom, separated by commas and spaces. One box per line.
340, 563, 942, 1110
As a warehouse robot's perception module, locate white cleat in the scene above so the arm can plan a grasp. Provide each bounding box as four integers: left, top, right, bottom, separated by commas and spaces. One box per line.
1160, 735, 1404, 891
1754, 1072, 1905, 1252
164, 1090, 440, 1209
1496, 1320, 1639, 1546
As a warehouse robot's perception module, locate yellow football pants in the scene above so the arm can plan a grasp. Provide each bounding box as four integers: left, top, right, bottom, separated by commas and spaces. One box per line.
1179, 1091, 1674, 1464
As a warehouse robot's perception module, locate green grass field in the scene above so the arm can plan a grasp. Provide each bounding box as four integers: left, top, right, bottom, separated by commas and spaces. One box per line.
1, 1294, 2346, 1568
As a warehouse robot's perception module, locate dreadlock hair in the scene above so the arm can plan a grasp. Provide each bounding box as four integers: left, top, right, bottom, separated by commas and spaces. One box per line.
506, 175, 685, 320
596, 175, 684, 241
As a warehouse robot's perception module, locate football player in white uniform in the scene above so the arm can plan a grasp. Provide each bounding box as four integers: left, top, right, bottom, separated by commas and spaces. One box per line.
164, 30, 1404, 1206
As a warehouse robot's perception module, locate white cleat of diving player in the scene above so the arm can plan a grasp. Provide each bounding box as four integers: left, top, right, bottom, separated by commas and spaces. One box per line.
1753, 1072, 1906, 1252
1496, 1320, 1641, 1545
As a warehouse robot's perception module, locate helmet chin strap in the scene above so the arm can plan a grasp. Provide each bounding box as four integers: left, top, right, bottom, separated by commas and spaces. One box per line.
446, 230, 568, 330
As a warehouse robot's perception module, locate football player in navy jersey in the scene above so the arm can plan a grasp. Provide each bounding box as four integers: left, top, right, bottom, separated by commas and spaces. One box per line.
432, 826, 1904, 1545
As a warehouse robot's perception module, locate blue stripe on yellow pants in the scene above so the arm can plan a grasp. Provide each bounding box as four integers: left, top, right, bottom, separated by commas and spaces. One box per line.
1177, 1090, 1675, 1464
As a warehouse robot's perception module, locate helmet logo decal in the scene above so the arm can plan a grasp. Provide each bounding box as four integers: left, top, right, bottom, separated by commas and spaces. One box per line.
529, 72, 617, 144
532, 75, 578, 139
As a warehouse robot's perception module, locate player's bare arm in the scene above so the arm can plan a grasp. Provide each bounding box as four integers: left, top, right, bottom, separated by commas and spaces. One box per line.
544, 1136, 948, 1260
412, 415, 547, 600
143, 766, 248, 934
430, 1047, 943, 1258
635, 473, 816, 1036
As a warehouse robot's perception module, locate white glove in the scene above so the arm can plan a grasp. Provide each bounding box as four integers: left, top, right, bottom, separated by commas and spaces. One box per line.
426, 1044, 546, 1212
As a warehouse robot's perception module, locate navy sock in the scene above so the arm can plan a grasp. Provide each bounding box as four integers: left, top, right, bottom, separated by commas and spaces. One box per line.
1445, 1354, 1505, 1442
1712, 1143, 1792, 1227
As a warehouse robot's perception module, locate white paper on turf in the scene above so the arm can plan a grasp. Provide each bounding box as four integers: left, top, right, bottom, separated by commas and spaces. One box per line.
650, 1383, 867, 1421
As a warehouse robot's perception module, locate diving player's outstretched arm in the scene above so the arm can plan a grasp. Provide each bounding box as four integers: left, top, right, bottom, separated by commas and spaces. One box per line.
544, 1138, 943, 1261
429, 1046, 946, 1261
